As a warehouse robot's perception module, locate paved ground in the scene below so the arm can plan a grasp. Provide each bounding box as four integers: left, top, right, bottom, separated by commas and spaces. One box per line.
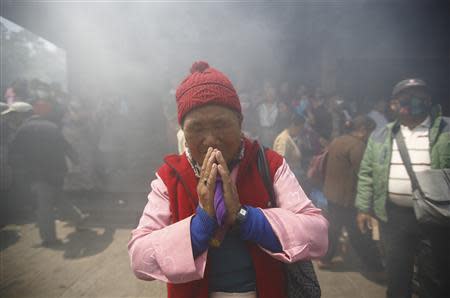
1, 193, 386, 298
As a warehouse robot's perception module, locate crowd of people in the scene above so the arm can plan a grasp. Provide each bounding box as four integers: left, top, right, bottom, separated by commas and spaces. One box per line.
241, 78, 449, 298
138, 64, 449, 298
2, 64, 449, 298
0, 78, 125, 242
1, 79, 89, 245
249, 78, 449, 298
130, 61, 450, 298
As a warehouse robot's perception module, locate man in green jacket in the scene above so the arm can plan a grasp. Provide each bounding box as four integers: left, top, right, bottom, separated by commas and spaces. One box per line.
355, 78, 450, 298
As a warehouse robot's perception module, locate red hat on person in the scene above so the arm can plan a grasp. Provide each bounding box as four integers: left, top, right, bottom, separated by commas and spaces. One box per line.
176, 61, 241, 124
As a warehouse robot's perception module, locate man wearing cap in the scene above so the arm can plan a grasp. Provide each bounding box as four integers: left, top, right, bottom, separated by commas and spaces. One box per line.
355, 78, 450, 298
128, 62, 328, 298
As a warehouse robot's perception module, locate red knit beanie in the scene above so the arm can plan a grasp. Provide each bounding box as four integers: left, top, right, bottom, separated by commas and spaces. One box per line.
176, 61, 241, 124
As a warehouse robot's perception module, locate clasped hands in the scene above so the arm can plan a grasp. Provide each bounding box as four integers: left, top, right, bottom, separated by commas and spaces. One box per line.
197, 147, 241, 226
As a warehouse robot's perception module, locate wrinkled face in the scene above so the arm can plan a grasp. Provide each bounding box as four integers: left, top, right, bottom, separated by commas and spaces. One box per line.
182, 105, 242, 165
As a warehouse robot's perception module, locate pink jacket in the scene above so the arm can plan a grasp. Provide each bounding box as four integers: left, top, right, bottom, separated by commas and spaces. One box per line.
128, 159, 328, 283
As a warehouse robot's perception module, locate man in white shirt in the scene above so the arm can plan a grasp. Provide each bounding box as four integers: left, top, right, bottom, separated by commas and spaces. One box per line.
387, 117, 431, 207
356, 78, 450, 298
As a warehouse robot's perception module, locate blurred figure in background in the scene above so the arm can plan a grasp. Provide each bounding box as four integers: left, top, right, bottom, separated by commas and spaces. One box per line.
309, 92, 332, 147
278, 81, 291, 104
3, 86, 17, 105
8, 99, 86, 246
240, 89, 260, 140
3, 79, 31, 105
63, 100, 103, 192
1, 102, 34, 225
367, 97, 388, 136
274, 100, 292, 136
319, 115, 383, 276
295, 93, 311, 119
328, 94, 353, 140
1, 102, 33, 143
273, 113, 305, 179
257, 85, 279, 147
292, 85, 309, 117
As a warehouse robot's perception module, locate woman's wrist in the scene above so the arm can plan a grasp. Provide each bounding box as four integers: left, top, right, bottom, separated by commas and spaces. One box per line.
198, 201, 215, 218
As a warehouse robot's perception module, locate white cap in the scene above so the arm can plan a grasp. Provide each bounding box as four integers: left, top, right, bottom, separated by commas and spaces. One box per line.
1, 101, 33, 116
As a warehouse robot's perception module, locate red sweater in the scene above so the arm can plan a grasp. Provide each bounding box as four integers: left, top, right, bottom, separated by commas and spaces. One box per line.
157, 138, 287, 298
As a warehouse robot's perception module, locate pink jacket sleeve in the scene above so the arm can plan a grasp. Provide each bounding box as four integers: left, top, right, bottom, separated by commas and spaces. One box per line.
128, 159, 328, 283
260, 159, 329, 262
128, 174, 207, 283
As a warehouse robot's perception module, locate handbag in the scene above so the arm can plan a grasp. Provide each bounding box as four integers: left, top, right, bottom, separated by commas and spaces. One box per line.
394, 130, 450, 227
257, 142, 321, 298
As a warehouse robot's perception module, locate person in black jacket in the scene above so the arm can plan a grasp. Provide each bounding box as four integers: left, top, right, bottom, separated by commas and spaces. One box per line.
8, 100, 85, 246
1, 102, 34, 225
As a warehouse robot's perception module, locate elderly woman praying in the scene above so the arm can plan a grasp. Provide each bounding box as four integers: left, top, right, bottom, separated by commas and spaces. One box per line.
128, 61, 328, 298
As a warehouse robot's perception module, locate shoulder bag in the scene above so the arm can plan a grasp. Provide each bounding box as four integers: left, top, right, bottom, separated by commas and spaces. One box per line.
394, 130, 450, 227
257, 143, 321, 298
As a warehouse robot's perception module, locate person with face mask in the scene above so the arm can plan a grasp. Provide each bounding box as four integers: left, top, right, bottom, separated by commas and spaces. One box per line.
355, 79, 450, 298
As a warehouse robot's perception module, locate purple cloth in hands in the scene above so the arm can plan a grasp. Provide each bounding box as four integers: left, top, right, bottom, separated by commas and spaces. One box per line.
214, 178, 227, 226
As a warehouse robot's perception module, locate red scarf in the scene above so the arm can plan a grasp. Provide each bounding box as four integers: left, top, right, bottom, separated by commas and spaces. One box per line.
157, 138, 286, 298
